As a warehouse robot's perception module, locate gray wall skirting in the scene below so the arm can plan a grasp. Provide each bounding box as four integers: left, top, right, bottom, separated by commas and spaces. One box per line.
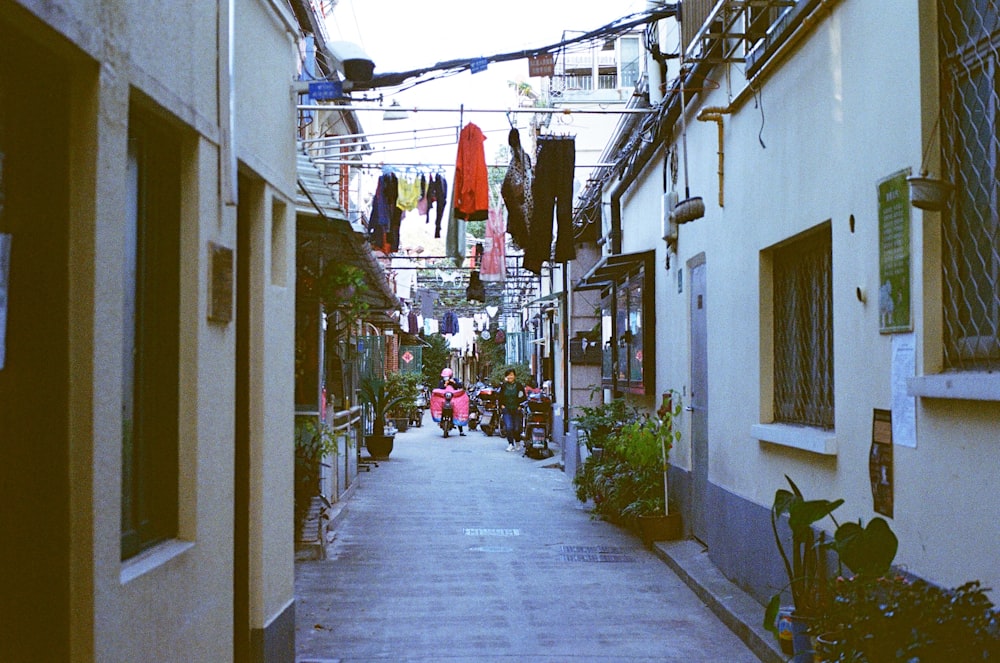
252, 599, 295, 663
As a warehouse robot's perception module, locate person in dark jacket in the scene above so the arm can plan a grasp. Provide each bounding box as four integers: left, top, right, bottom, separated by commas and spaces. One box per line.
498, 369, 525, 452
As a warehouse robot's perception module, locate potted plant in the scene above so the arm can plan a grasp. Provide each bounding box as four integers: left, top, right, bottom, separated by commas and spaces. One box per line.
814, 575, 1000, 661
318, 263, 370, 335
764, 476, 844, 662
622, 391, 683, 544
385, 371, 422, 433
573, 391, 682, 544
294, 415, 337, 541
359, 375, 407, 459
572, 394, 640, 457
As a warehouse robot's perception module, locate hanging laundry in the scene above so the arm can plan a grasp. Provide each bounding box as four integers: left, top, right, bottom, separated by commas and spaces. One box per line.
407, 311, 419, 334
428, 173, 448, 237
416, 173, 429, 215
501, 128, 534, 250
453, 123, 490, 221
445, 184, 466, 267
396, 173, 421, 212
466, 270, 485, 302
369, 171, 399, 252
419, 288, 436, 318
523, 135, 576, 274
481, 208, 505, 282
440, 310, 460, 335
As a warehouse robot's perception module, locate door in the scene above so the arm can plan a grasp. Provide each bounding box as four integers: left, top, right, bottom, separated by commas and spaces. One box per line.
689, 256, 709, 543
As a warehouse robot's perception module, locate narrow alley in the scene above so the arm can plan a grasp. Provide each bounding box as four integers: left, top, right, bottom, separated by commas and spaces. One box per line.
294, 415, 763, 662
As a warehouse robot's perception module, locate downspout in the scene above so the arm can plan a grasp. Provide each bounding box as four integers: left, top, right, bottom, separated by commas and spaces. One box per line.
696, 106, 732, 208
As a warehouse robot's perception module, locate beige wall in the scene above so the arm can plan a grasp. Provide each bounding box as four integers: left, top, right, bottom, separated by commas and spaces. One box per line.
5, 0, 299, 660
619, 0, 1000, 593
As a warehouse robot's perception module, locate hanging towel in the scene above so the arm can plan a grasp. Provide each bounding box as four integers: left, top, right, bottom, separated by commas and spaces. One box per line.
481, 208, 505, 282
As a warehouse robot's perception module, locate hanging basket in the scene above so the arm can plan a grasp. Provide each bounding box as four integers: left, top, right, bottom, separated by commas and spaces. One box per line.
672, 196, 705, 224
907, 175, 954, 211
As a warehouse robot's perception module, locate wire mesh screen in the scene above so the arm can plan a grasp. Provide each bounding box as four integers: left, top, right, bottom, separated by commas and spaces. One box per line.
357, 335, 386, 380
939, 1, 1000, 371
772, 230, 834, 429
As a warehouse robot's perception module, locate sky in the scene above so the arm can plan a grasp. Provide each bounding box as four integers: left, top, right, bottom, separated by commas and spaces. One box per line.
326, 0, 648, 165
323, 1, 649, 255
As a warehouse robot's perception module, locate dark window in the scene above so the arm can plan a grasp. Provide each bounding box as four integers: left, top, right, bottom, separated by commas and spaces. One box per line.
938, 0, 1000, 370
121, 107, 181, 560
772, 228, 834, 429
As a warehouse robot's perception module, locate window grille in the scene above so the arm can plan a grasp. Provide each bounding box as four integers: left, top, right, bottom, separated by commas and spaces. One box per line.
772, 229, 834, 429
939, 1, 1000, 371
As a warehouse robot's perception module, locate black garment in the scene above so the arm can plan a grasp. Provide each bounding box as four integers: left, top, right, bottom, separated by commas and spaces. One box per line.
466, 270, 485, 302
501, 128, 533, 250
427, 173, 449, 237
523, 137, 576, 274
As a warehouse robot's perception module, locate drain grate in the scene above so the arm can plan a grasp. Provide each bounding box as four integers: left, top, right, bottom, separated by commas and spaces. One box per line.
559, 545, 636, 563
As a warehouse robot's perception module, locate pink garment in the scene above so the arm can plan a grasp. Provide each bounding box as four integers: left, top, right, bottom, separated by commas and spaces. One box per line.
481, 208, 505, 282
430, 387, 469, 426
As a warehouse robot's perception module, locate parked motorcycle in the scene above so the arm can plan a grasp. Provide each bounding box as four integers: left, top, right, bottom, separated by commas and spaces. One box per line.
467, 395, 480, 431
521, 392, 554, 459
477, 388, 503, 437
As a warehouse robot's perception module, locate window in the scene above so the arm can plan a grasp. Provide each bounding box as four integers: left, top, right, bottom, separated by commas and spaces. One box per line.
619, 36, 641, 90
121, 106, 181, 560
939, 1, 1000, 371
584, 252, 654, 395
772, 228, 833, 429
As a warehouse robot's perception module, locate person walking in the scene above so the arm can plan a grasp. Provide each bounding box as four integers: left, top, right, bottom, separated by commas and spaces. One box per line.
498, 369, 525, 452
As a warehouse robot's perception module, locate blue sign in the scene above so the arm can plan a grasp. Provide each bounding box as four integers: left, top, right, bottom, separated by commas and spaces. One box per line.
308, 80, 344, 101
470, 57, 489, 74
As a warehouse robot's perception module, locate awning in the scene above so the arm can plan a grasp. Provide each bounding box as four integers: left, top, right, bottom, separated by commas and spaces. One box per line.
296, 147, 400, 312
524, 291, 566, 308
574, 250, 654, 291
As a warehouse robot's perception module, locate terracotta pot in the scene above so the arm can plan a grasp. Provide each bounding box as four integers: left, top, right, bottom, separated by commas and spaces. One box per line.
365, 434, 394, 459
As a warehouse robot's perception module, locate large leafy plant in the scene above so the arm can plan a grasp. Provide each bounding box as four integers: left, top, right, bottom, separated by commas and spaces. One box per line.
359, 376, 407, 437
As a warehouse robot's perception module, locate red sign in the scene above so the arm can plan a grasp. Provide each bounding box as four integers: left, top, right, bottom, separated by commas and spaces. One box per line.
401, 351, 414, 364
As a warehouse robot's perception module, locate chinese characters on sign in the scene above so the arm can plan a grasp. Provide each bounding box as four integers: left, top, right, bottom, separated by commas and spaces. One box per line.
878, 170, 912, 333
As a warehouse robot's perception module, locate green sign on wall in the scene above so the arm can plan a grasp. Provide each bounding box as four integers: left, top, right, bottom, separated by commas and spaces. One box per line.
878, 170, 912, 333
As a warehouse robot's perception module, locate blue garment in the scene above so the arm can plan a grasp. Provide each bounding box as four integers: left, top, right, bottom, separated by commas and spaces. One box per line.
440, 310, 459, 335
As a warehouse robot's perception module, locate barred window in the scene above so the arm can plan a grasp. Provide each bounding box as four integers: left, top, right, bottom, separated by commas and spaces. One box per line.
772, 228, 834, 429
939, 1, 1000, 370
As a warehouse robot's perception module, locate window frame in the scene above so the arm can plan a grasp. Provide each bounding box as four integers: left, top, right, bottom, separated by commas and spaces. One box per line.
120, 105, 182, 561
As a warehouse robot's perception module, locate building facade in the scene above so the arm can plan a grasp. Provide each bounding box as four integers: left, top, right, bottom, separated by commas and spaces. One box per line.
573, 0, 1000, 605
1, 1, 307, 660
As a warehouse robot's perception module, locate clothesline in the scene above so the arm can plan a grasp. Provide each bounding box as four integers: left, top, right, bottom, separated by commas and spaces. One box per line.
324, 160, 617, 169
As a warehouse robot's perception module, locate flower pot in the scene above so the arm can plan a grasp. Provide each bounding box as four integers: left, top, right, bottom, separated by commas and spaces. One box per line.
364, 434, 394, 459
637, 512, 682, 545
907, 174, 954, 211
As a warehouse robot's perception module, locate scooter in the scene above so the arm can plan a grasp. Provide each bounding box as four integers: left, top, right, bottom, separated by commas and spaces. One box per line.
521, 393, 554, 459
440, 391, 455, 438
429, 386, 469, 438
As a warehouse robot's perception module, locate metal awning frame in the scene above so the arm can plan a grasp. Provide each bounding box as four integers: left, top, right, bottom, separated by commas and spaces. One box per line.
574, 250, 654, 292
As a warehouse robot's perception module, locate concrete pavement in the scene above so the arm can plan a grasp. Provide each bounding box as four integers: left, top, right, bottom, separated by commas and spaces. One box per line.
294, 413, 776, 662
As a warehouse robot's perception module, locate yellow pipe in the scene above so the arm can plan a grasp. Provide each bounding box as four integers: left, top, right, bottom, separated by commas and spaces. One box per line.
697, 106, 732, 208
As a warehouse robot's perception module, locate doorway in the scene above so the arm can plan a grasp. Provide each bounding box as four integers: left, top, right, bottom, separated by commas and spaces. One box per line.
689, 256, 709, 543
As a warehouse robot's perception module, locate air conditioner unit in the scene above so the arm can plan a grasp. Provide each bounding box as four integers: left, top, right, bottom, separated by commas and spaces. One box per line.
661, 191, 679, 245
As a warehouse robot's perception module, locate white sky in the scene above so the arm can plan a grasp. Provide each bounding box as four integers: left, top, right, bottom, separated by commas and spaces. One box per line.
324, 1, 648, 255
326, 0, 647, 165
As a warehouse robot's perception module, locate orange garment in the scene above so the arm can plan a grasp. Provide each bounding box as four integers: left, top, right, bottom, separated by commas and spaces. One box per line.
453, 122, 489, 221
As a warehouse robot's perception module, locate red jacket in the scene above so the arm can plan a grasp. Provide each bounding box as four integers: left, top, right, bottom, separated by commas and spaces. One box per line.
453, 123, 489, 221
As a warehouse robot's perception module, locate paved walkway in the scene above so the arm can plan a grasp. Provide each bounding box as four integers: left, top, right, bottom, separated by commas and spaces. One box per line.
294, 414, 765, 662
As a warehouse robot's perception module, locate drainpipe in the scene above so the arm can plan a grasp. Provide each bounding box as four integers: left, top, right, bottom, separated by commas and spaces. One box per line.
696, 106, 732, 208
